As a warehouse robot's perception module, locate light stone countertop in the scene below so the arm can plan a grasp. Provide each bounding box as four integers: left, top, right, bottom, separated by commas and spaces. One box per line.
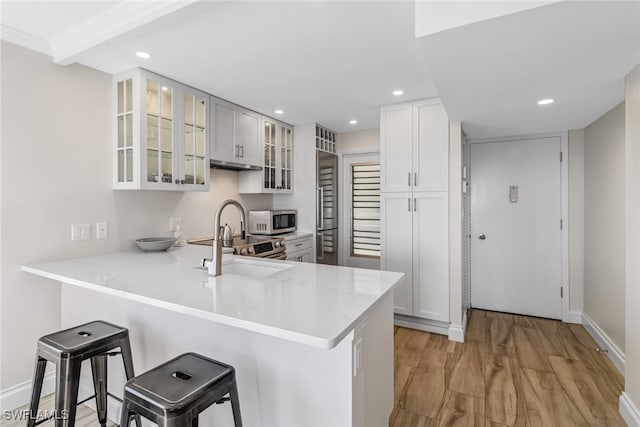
22, 245, 403, 349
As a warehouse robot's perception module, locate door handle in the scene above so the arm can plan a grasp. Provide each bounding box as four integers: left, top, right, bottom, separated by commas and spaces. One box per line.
478, 233, 486, 240
414, 172, 417, 186
408, 173, 411, 186
408, 198, 411, 212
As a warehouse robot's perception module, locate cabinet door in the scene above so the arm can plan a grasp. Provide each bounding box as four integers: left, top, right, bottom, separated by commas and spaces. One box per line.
236, 108, 261, 166
211, 98, 236, 163
414, 100, 449, 192
262, 117, 278, 190
141, 73, 179, 190
380, 192, 414, 315
413, 192, 449, 321
115, 76, 135, 186
279, 124, 293, 191
181, 88, 209, 190
380, 103, 413, 192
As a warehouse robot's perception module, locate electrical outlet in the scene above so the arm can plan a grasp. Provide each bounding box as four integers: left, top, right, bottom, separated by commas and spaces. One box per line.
169, 217, 181, 232
71, 224, 90, 241
96, 222, 108, 239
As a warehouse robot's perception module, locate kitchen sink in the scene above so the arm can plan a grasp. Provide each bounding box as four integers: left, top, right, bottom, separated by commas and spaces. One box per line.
202, 257, 293, 278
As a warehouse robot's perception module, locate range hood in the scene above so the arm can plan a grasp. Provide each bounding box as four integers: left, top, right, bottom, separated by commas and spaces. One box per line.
210, 159, 262, 171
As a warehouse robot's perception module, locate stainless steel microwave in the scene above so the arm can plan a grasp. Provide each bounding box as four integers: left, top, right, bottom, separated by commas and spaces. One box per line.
248, 210, 297, 235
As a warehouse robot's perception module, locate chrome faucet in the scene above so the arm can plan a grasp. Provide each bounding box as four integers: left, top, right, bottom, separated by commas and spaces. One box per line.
208, 199, 246, 276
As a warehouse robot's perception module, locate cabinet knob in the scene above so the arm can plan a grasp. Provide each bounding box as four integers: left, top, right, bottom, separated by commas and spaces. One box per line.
174, 179, 180, 184
180, 179, 186, 185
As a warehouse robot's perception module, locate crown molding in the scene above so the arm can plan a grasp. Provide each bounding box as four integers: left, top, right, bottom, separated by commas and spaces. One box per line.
50, 0, 197, 65
0, 24, 52, 56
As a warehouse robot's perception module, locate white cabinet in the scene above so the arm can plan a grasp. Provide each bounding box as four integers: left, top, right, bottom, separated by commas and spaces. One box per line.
114, 69, 209, 191
380, 99, 449, 193
380, 98, 450, 323
210, 98, 262, 169
284, 234, 313, 263
239, 117, 293, 194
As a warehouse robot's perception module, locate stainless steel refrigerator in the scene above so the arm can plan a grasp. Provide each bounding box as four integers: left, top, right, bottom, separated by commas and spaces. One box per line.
316, 151, 338, 265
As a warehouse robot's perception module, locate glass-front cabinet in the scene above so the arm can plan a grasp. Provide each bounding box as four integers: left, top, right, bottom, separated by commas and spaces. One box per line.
239, 117, 293, 194
114, 69, 209, 191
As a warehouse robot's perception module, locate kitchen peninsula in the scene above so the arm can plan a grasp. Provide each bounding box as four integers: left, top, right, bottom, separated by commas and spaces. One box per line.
21, 245, 403, 427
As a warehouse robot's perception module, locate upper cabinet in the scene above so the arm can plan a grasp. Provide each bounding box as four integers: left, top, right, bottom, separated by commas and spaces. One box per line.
380, 99, 449, 193
238, 117, 293, 194
114, 69, 209, 191
210, 97, 262, 169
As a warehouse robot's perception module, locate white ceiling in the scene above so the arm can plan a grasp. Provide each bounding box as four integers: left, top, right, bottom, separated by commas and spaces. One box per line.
418, 0, 640, 138
1, 1, 639, 138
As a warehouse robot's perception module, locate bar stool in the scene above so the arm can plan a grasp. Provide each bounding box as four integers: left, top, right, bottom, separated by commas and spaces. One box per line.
120, 352, 242, 427
27, 320, 141, 427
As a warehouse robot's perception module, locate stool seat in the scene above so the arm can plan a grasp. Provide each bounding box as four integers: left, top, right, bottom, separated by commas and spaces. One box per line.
27, 320, 140, 427
120, 352, 242, 427
38, 321, 129, 358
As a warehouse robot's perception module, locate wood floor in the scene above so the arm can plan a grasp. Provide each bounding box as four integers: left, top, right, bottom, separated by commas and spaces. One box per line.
391, 309, 626, 427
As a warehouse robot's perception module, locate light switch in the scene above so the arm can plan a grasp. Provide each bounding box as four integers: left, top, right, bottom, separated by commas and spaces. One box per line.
71, 224, 90, 241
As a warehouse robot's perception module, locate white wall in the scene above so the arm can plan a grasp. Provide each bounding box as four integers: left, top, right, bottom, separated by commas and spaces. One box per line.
583, 102, 626, 352
337, 128, 379, 154
568, 129, 585, 317
0, 41, 271, 390
448, 122, 464, 341
623, 65, 640, 422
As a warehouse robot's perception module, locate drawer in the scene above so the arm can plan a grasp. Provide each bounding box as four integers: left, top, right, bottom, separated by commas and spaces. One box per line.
285, 236, 312, 252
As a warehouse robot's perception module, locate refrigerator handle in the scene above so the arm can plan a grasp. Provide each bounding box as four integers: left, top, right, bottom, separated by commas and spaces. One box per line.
319, 187, 325, 227
317, 232, 324, 259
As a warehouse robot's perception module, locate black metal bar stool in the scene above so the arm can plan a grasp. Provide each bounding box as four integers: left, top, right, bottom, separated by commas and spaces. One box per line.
27, 320, 141, 427
120, 352, 243, 427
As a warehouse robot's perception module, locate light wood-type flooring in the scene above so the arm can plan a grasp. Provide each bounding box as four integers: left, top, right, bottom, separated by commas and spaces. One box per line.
391, 309, 626, 427
1, 309, 625, 427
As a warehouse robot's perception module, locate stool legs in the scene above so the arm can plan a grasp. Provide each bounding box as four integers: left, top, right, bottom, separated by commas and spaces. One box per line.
119, 337, 142, 427
54, 357, 82, 427
27, 356, 47, 427
90, 355, 108, 427
228, 380, 243, 427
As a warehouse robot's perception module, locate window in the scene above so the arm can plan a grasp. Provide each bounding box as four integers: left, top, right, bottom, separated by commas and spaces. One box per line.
351, 162, 380, 258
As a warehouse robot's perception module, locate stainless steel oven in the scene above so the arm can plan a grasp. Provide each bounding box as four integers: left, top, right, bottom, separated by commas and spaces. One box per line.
248, 210, 296, 235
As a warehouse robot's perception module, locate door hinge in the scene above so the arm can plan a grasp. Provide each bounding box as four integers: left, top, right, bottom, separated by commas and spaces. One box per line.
561, 287, 564, 298
560, 219, 563, 230
560, 151, 563, 162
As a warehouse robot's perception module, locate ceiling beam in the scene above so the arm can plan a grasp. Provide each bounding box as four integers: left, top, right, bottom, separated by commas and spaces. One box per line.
51, 0, 197, 65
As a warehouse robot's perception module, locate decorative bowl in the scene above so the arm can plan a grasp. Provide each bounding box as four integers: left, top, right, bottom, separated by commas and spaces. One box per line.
135, 237, 177, 252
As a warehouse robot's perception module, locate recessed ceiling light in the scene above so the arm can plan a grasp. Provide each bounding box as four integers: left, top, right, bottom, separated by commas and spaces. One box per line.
349, 120, 358, 125
161, 86, 168, 92
537, 98, 555, 105
393, 89, 404, 96
274, 109, 284, 115
136, 51, 152, 59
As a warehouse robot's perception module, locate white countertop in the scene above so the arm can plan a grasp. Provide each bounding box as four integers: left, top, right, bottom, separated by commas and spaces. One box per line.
22, 245, 402, 349
248, 230, 314, 241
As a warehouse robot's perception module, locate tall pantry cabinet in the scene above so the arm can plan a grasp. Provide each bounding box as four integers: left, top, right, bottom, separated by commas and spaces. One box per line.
380, 99, 450, 324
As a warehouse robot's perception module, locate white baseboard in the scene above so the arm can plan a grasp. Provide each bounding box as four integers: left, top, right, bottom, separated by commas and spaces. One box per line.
564, 310, 583, 324
0, 372, 55, 412
448, 311, 468, 343
620, 392, 640, 427
582, 313, 625, 375
394, 315, 450, 336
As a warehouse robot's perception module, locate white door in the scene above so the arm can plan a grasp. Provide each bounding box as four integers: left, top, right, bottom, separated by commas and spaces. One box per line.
413, 192, 449, 321
381, 192, 413, 315
236, 108, 261, 166
470, 137, 562, 319
342, 153, 380, 270
414, 100, 449, 192
380, 103, 413, 192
